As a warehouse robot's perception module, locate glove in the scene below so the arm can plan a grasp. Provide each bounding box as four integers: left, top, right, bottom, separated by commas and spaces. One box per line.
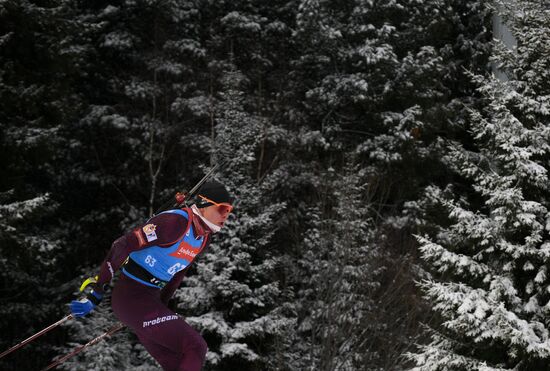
70, 289, 103, 317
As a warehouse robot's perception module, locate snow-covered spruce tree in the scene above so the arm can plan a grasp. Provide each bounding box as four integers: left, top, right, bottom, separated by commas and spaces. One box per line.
174, 67, 292, 371
410, 2, 550, 369
292, 0, 491, 210
0, 193, 61, 370
290, 159, 381, 371
164, 3, 300, 368
281, 0, 491, 368
0, 1, 87, 369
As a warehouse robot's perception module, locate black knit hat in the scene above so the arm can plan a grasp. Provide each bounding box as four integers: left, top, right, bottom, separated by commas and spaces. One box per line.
196, 180, 234, 208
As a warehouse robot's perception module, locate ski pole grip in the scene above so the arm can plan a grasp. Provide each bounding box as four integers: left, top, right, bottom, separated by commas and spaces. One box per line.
79, 276, 98, 292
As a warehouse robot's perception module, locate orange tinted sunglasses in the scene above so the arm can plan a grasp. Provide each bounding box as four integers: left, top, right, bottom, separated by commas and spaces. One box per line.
198, 195, 233, 214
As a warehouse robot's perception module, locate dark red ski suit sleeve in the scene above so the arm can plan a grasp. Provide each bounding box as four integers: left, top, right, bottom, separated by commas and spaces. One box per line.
94, 212, 189, 303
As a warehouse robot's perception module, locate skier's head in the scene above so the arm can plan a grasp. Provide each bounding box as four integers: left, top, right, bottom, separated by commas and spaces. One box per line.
195, 180, 234, 227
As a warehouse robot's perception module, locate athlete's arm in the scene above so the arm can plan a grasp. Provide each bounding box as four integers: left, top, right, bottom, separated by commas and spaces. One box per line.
160, 267, 188, 304
94, 212, 189, 294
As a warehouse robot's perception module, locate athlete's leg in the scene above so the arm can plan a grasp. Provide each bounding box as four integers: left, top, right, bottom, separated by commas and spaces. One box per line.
111, 275, 208, 371
136, 333, 182, 371
139, 314, 207, 371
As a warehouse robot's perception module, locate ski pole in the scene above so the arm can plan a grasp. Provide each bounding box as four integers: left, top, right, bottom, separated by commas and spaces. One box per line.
0, 314, 74, 359
41, 322, 125, 371
0, 276, 100, 360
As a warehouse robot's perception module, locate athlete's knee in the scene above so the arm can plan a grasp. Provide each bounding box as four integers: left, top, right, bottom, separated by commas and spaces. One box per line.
188, 334, 207, 364
192, 335, 208, 360
180, 334, 208, 370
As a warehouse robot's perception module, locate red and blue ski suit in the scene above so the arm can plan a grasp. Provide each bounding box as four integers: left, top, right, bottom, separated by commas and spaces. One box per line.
95, 208, 211, 371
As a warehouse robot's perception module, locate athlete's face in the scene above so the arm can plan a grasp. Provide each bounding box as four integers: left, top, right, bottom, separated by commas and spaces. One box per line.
202, 204, 232, 227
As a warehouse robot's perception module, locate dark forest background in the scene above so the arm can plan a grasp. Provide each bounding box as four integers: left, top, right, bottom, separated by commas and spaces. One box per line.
2, 1, 550, 370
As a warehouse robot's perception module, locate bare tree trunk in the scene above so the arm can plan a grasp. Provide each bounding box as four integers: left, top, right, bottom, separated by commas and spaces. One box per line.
209, 69, 215, 167
147, 15, 165, 217
256, 74, 268, 184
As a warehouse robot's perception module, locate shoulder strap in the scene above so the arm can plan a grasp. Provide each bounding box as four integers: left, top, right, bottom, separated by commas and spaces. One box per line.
194, 233, 211, 262
179, 207, 209, 250
181, 207, 193, 237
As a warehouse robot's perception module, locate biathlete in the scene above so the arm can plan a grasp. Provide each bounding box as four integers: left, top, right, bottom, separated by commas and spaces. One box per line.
70, 180, 234, 371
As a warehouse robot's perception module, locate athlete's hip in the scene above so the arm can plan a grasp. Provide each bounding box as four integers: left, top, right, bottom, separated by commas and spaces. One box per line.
111, 274, 166, 327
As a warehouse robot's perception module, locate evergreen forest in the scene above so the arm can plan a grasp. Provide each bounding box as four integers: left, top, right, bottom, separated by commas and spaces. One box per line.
2, 0, 550, 370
